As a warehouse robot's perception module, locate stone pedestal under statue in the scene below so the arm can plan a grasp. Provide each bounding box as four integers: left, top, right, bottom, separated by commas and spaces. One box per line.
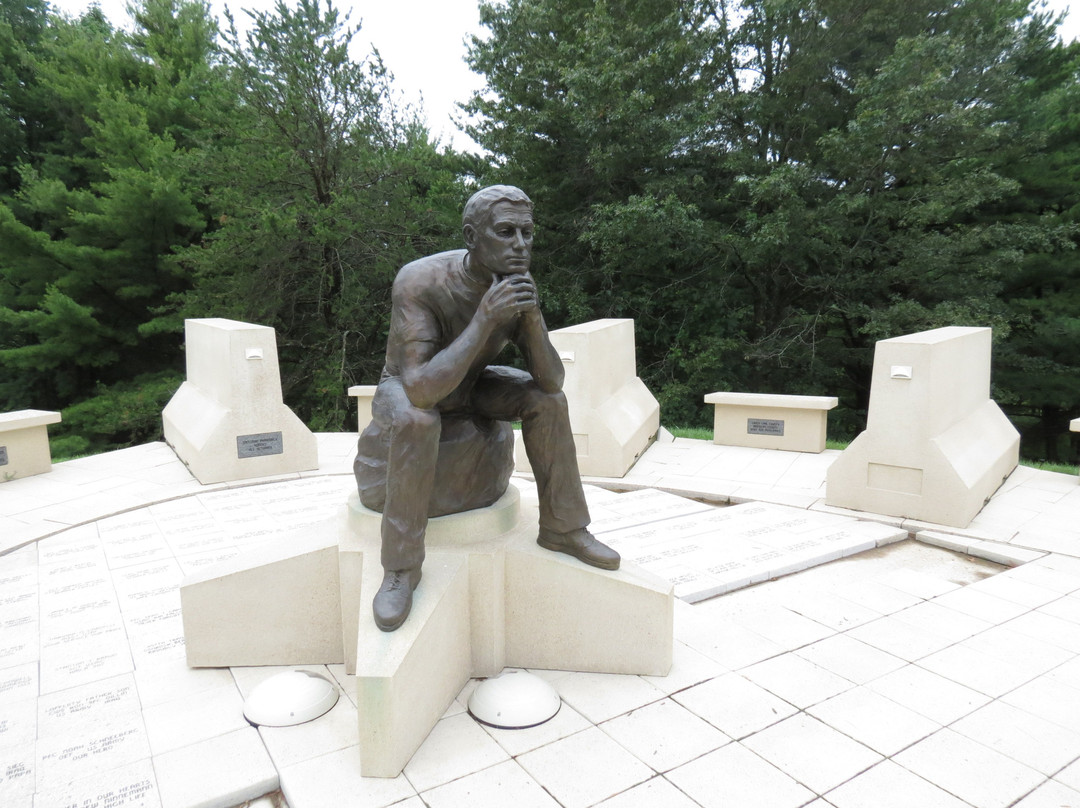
180, 480, 673, 777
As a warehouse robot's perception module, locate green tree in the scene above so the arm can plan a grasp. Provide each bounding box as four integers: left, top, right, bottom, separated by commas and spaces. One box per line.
0, 0, 222, 453
169, 0, 469, 430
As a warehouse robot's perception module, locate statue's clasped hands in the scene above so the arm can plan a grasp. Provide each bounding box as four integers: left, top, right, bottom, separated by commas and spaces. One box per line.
481, 273, 539, 325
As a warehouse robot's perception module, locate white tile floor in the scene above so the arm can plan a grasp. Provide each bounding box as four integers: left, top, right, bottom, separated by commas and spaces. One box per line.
3, 434, 1080, 807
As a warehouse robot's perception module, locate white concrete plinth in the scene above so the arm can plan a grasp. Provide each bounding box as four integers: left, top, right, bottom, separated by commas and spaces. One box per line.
826, 326, 1019, 527
342, 481, 673, 776
348, 385, 378, 433
704, 392, 838, 453
179, 479, 673, 779
163, 318, 318, 484
516, 319, 659, 478
0, 409, 61, 481
180, 528, 344, 667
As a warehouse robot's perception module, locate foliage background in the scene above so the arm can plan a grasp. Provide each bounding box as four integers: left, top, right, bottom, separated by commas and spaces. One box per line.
2, 0, 1079, 462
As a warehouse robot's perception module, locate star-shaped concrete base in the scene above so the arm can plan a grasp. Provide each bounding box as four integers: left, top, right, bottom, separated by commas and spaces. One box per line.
180, 481, 674, 777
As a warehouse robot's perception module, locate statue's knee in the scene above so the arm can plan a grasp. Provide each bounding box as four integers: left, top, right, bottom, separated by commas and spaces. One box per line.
390, 405, 440, 439
526, 388, 568, 420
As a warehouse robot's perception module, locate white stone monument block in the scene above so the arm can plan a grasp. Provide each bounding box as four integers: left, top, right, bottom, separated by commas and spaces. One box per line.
163, 318, 318, 483
0, 409, 61, 481
516, 318, 659, 478
826, 326, 1019, 527
348, 384, 378, 433
704, 392, 838, 453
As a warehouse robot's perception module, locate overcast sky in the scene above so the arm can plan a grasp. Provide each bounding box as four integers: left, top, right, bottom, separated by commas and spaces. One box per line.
45, 0, 1080, 154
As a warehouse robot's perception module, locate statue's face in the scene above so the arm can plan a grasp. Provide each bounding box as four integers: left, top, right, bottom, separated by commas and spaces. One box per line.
466, 201, 533, 279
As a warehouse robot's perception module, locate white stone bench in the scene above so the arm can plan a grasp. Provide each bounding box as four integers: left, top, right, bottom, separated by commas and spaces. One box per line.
348, 385, 378, 433
0, 409, 62, 481
704, 392, 838, 453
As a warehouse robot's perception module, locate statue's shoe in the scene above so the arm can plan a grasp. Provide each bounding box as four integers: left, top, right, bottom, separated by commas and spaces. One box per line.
372, 568, 422, 632
537, 527, 620, 570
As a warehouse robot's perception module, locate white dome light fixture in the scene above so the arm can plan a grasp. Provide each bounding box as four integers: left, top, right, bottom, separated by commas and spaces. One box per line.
243, 670, 340, 727
467, 669, 561, 730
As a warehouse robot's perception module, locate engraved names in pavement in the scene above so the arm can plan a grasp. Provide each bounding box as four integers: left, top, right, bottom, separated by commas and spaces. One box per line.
593, 489, 907, 603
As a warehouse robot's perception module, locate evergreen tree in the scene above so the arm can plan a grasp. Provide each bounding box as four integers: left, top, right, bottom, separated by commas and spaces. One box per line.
168, 0, 468, 430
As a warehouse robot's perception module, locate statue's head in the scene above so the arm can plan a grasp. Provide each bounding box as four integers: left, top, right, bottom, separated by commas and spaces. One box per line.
462, 185, 534, 278
462, 185, 533, 231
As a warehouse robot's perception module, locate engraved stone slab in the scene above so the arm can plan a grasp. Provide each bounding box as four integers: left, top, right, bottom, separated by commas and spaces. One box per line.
748, 418, 785, 436
596, 491, 907, 603
236, 431, 283, 458
32, 758, 160, 808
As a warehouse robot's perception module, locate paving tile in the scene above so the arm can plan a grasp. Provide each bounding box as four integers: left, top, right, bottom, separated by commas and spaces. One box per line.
278, 745, 415, 808
741, 713, 883, 795
257, 696, 359, 769
1011, 779, 1080, 808
930, 585, 1032, 623
153, 727, 278, 808
32, 758, 160, 808
893, 728, 1045, 808
1039, 593, 1080, 625
677, 613, 787, 670
36, 711, 150, 792
36, 626, 133, 695
593, 775, 701, 808
1005, 563, 1080, 594
478, 698, 592, 757
967, 575, 1062, 609
517, 726, 653, 808
950, 700, 1080, 776
741, 653, 855, 710
554, 671, 664, 724
807, 686, 939, 756
1057, 757, 1080, 792
672, 672, 798, 740
844, 614, 956, 662
402, 712, 509, 793
133, 658, 235, 709
891, 600, 993, 643
917, 642, 1045, 697
665, 742, 815, 808
1001, 677, 1080, 734
824, 759, 970, 808
143, 681, 248, 755
794, 634, 906, 685
600, 697, 729, 772
1004, 610, 1080, 653
876, 568, 963, 600
0, 697, 35, 752
727, 605, 835, 651
0, 742, 35, 807
1046, 655, 1080, 690
961, 626, 1073, 678
421, 759, 560, 808
834, 579, 923, 616
37, 673, 142, 737
866, 665, 990, 725
781, 590, 883, 632
0, 662, 37, 707
640, 641, 726, 695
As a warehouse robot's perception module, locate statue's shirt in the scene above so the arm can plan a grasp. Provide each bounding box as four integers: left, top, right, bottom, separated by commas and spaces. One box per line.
382, 249, 520, 412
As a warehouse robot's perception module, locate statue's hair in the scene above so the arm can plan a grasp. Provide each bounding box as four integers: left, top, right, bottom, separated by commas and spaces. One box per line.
462, 185, 533, 230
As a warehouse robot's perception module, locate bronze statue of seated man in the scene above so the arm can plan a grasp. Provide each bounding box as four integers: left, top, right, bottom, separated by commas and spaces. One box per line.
354, 185, 620, 632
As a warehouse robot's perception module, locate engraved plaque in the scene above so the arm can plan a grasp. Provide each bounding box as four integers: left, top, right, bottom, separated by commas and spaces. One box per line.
236, 432, 283, 458
0, 446, 7, 465
747, 418, 784, 437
